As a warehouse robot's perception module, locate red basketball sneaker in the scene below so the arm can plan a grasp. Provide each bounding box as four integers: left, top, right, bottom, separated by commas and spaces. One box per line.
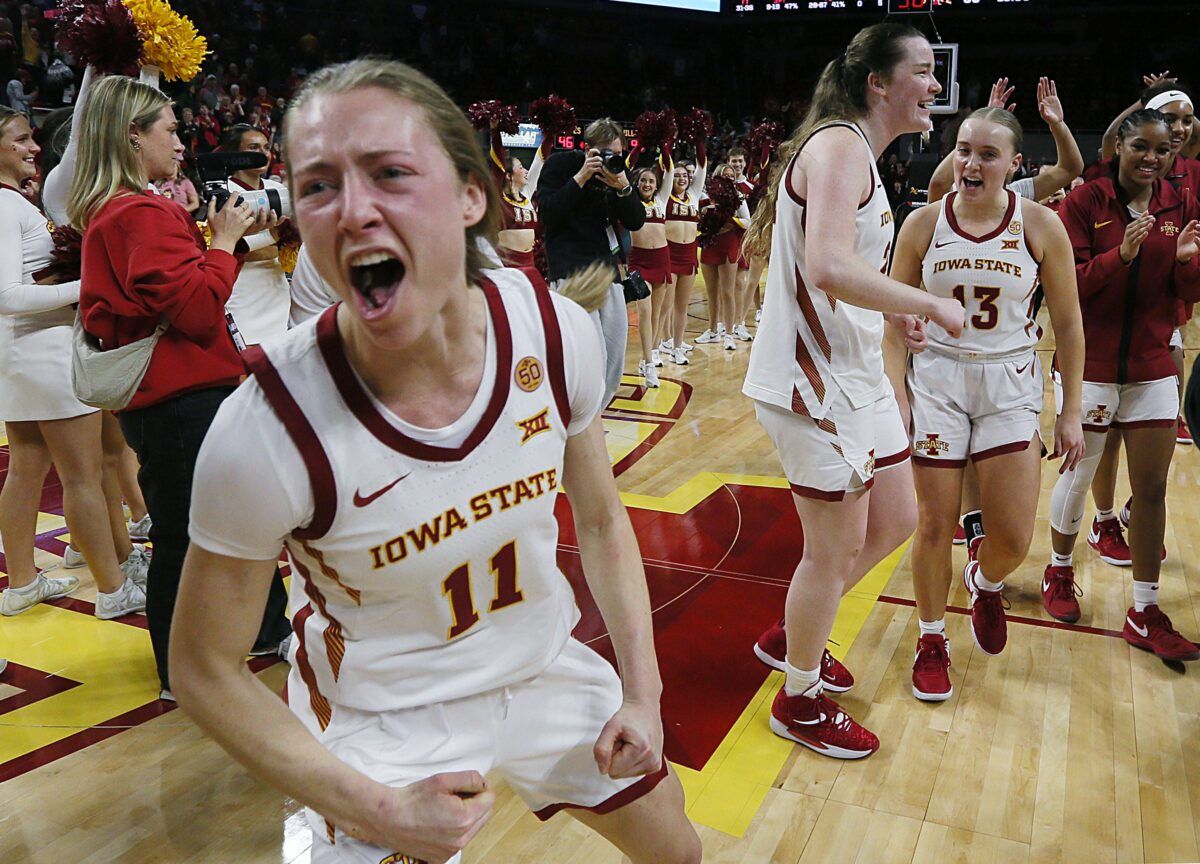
1041, 565, 1082, 623
1177, 416, 1193, 445
911, 634, 952, 702
967, 534, 983, 563
963, 560, 1008, 655
753, 621, 854, 692
952, 524, 967, 545
769, 686, 879, 759
1116, 499, 1168, 562
1123, 605, 1200, 661
1087, 516, 1132, 566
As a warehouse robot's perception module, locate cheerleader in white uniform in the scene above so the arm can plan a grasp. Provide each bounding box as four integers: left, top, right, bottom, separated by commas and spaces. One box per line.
0, 103, 147, 619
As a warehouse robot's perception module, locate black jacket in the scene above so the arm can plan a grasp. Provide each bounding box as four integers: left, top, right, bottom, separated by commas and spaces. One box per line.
536, 149, 646, 282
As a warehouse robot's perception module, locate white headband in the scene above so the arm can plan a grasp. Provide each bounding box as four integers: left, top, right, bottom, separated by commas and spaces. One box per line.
1145, 90, 1193, 112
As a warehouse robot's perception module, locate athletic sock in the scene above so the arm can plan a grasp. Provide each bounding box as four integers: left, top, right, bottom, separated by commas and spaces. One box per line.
1132, 581, 1159, 612
973, 565, 1004, 593
962, 510, 984, 543
919, 618, 946, 637
1096, 508, 1116, 523
7, 578, 40, 595
1051, 551, 1073, 568
784, 661, 822, 698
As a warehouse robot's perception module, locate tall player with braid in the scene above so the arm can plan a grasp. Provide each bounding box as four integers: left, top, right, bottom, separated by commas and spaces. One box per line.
171, 60, 700, 864
742, 24, 963, 758
891, 108, 1084, 700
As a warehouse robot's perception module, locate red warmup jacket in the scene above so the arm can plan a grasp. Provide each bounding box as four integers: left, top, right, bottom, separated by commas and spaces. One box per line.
1081, 155, 1200, 325
1057, 174, 1200, 384
79, 191, 245, 410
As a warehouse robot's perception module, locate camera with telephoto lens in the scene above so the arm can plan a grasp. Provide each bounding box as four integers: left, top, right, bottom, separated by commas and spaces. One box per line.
587, 148, 628, 190
192, 151, 291, 221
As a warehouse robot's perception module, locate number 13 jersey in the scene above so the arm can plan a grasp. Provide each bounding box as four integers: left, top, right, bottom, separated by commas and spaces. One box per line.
923, 190, 1041, 358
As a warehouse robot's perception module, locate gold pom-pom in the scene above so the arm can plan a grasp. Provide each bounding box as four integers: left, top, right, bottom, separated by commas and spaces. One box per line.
198, 220, 213, 249
122, 0, 207, 82
278, 242, 300, 275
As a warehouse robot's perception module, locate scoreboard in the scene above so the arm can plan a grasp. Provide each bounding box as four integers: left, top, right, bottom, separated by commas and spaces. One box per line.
732, 0, 1034, 14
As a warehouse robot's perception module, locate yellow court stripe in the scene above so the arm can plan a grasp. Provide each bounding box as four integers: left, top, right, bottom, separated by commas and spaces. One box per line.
621, 469, 909, 836
0, 603, 160, 763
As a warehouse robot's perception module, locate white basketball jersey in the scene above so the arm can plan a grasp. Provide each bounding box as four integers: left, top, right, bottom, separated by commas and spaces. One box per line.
245, 268, 580, 729
922, 191, 1041, 357
743, 122, 894, 419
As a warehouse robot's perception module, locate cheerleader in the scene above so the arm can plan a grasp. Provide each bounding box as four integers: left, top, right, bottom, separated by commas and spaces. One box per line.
628, 165, 673, 386
0, 103, 148, 620
891, 108, 1084, 699
696, 163, 750, 352
742, 23, 964, 758
664, 147, 707, 365
488, 123, 548, 269
1046, 110, 1200, 661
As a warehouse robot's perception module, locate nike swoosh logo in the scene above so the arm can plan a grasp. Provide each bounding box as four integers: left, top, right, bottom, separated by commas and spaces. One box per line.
1094, 221, 1113, 229
1042, 579, 1052, 593
1016, 362, 1031, 374
353, 473, 410, 508
934, 240, 959, 249
1126, 618, 1149, 638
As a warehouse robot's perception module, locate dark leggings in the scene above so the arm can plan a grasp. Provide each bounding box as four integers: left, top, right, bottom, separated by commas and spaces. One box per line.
119, 386, 291, 691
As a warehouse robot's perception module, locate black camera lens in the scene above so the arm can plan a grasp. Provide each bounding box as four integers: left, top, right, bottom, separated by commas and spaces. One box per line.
598, 149, 626, 174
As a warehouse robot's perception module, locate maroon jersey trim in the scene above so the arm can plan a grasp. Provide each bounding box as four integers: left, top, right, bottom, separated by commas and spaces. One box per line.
316, 279, 515, 462
533, 759, 668, 821
245, 344, 338, 540
945, 189, 1017, 243
529, 273, 572, 429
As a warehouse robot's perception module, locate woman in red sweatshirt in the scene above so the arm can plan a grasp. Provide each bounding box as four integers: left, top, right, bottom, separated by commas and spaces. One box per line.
1047, 109, 1200, 661
66, 75, 283, 699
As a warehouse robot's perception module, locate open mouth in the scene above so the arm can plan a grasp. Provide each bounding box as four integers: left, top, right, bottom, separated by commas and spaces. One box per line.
348, 252, 406, 313
961, 177, 984, 189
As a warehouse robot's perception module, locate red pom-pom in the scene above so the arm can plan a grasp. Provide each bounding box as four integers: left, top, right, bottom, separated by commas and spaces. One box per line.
467, 100, 520, 135
697, 175, 742, 247
634, 109, 677, 151
57, 0, 144, 77
32, 225, 84, 283
274, 218, 302, 248
743, 121, 787, 161
528, 94, 576, 138
676, 108, 713, 147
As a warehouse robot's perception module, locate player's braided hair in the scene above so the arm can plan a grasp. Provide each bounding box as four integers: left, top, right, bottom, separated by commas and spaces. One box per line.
1118, 108, 1169, 142
742, 22, 924, 260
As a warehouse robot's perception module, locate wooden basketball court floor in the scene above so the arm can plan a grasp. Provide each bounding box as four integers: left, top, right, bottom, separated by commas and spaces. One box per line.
1, 300, 1199, 864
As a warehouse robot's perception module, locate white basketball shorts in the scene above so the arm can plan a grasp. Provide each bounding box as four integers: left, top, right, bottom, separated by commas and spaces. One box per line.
908, 350, 1043, 466
303, 638, 667, 863
754, 383, 910, 501
1054, 373, 1179, 432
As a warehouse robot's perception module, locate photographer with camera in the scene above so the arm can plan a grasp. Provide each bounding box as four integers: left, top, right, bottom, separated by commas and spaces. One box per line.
67, 75, 291, 700
217, 124, 293, 346
537, 118, 645, 407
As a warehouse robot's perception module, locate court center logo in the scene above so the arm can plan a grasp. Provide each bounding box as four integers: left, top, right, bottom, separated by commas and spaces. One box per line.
917, 434, 950, 457
515, 355, 544, 392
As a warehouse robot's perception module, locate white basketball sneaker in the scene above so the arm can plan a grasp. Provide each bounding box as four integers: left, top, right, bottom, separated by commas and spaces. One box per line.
1, 571, 80, 616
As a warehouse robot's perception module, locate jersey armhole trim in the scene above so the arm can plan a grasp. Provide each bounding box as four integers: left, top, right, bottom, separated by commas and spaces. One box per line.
244, 345, 337, 541
529, 271, 573, 428
784, 123, 877, 210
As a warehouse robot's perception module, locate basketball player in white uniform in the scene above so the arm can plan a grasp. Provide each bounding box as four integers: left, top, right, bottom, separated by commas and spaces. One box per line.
740, 23, 964, 759
170, 59, 699, 864
890, 108, 1084, 700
